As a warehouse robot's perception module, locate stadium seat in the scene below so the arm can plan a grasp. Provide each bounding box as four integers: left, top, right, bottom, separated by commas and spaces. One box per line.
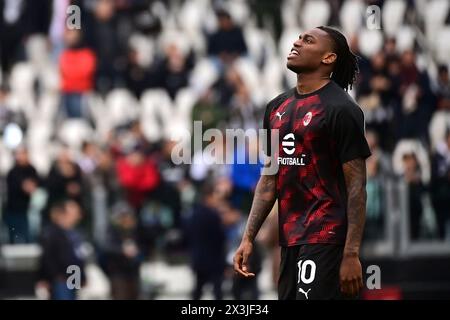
392, 139, 431, 184
233, 57, 261, 99
25, 34, 51, 70
188, 58, 219, 96
382, 0, 407, 37
281, 0, 302, 29
129, 33, 155, 67
424, 0, 450, 49
0, 141, 14, 175
396, 26, 416, 53
140, 89, 174, 142
104, 89, 139, 128
227, 0, 250, 28
358, 29, 383, 57
278, 27, 303, 58
262, 57, 284, 103
9, 63, 35, 97
300, 0, 331, 30
178, 0, 209, 33
58, 119, 95, 151
244, 27, 273, 67
35, 92, 59, 123
429, 110, 450, 152
340, 0, 364, 37
435, 27, 450, 65
174, 88, 199, 133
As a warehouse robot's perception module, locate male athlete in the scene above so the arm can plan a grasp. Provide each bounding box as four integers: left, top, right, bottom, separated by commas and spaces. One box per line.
233, 26, 371, 300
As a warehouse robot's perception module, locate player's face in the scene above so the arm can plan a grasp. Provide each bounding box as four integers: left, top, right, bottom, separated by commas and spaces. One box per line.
287, 28, 334, 73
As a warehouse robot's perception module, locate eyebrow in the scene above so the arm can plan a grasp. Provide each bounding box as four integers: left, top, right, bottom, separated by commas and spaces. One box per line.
299, 33, 315, 40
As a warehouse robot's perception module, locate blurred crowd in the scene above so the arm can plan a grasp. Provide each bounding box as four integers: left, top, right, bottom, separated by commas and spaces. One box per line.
0, 0, 449, 299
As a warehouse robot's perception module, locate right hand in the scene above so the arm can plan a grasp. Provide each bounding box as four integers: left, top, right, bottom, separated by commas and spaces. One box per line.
233, 239, 255, 278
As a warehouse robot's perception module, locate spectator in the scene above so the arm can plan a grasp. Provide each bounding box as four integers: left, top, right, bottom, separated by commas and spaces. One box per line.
402, 152, 427, 240
36, 200, 86, 300
396, 50, 436, 142
3, 146, 39, 243
116, 144, 160, 210
44, 148, 84, 224
153, 43, 195, 100
435, 65, 450, 110
430, 129, 450, 240
185, 181, 227, 300
84, 0, 127, 95
364, 130, 391, 240
59, 29, 96, 119
102, 201, 143, 300
207, 9, 247, 69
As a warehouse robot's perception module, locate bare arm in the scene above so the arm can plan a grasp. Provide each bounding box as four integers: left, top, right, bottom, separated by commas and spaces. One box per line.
242, 174, 277, 242
342, 158, 367, 256
234, 172, 277, 277
340, 158, 367, 296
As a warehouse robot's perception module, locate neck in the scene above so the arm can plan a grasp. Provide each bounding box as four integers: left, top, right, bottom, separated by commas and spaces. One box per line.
296, 71, 331, 95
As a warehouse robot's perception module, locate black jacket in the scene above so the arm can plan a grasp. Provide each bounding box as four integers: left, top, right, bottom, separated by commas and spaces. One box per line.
38, 223, 86, 283
5, 164, 39, 213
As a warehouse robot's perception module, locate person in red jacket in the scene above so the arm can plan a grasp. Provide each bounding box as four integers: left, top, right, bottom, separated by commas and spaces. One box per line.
116, 145, 160, 210
59, 29, 96, 118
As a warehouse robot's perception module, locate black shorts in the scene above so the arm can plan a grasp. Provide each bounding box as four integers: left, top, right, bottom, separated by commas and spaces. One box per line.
278, 243, 349, 300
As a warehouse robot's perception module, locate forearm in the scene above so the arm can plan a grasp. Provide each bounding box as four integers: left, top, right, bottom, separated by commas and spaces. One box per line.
342, 159, 367, 257
242, 174, 277, 243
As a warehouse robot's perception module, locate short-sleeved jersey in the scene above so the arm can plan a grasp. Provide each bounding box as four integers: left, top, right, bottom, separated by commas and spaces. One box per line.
264, 81, 371, 247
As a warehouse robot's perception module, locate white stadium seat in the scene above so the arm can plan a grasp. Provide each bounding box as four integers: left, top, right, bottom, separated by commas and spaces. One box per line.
382, 0, 407, 37
340, 0, 364, 37
435, 27, 450, 65
300, 0, 331, 30
58, 119, 95, 151
140, 89, 174, 142
424, 0, 450, 50
104, 89, 139, 128
358, 29, 384, 57
189, 58, 219, 96
396, 26, 416, 53
392, 139, 431, 184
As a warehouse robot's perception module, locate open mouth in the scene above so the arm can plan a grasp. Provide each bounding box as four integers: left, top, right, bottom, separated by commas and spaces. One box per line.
288, 48, 299, 59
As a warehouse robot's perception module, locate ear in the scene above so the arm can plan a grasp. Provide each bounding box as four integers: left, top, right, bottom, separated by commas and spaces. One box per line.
322, 52, 337, 65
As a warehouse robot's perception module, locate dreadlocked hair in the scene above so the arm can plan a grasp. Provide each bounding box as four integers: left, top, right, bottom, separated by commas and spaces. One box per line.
317, 26, 359, 91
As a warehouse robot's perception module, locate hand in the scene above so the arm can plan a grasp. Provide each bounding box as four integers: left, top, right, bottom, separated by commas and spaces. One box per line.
22, 179, 37, 194
339, 254, 364, 297
122, 241, 138, 258
233, 239, 255, 278
35, 280, 50, 300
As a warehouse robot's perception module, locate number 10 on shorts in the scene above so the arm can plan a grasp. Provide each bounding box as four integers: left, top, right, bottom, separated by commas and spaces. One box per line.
297, 260, 316, 284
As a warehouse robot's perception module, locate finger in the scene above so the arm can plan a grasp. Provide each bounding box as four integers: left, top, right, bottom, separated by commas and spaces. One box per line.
233, 253, 255, 277
342, 279, 354, 297
234, 253, 245, 275
233, 253, 242, 273
349, 279, 358, 297
241, 251, 249, 272
353, 278, 362, 296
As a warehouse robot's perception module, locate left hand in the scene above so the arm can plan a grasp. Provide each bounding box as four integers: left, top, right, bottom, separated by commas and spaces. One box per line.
339, 254, 364, 297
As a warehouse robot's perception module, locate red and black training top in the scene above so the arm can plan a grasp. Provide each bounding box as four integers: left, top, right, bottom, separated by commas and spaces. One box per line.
263, 80, 371, 247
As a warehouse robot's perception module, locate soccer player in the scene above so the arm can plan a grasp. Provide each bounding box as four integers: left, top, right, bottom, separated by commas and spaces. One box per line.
233, 26, 371, 300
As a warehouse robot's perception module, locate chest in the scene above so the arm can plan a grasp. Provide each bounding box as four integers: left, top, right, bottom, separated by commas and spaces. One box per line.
270, 96, 327, 141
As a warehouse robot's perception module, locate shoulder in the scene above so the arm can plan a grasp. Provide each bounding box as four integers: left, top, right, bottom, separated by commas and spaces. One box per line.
322, 82, 364, 119
266, 89, 295, 112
